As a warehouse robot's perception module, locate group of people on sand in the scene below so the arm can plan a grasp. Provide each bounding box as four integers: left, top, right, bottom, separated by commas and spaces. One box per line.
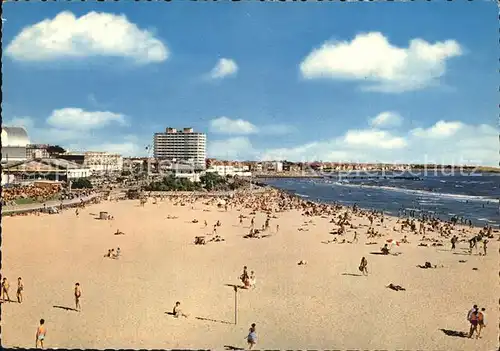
240, 266, 256, 289
1, 276, 23, 303
467, 304, 487, 339
32, 283, 82, 348
104, 247, 121, 259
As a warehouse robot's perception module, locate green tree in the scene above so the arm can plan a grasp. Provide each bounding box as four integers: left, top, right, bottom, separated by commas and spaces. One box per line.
71, 178, 93, 189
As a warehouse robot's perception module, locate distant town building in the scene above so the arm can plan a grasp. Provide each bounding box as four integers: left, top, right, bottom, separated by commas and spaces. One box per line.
154, 127, 206, 169
26, 144, 51, 159
206, 164, 252, 177
1, 127, 30, 163
58, 151, 123, 173
2, 158, 91, 182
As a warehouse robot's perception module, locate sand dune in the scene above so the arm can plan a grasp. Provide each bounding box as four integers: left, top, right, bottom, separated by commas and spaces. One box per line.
1, 197, 497, 349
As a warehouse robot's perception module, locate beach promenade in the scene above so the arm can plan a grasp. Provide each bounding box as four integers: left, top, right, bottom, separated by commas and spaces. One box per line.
1, 191, 497, 349
2, 194, 98, 216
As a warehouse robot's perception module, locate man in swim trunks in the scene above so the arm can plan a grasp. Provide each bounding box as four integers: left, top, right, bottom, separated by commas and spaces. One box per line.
74, 283, 82, 311
2, 277, 10, 302
477, 307, 486, 338
36, 318, 47, 349
173, 301, 188, 318
468, 308, 479, 338
16, 277, 24, 303
359, 257, 368, 275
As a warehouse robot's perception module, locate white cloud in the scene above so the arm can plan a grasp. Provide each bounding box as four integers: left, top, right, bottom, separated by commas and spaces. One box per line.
258, 119, 496, 166
4, 112, 142, 157
4, 116, 36, 130
300, 32, 462, 93
410, 120, 463, 138
5, 11, 168, 63
209, 58, 238, 79
47, 108, 126, 130
209, 117, 293, 136
210, 116, 257, 135
261, 124, 296, 136
369, 111, 402, 128
208, 137, 255, 160
342, 129, 407, 149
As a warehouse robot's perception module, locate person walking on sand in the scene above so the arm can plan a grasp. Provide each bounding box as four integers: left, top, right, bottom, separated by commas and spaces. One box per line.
352, 231, 358, 244
468, 309, 479, 338
359, 257, 368, 275
482, 239, 488, 256
451, 235, 457, 250
477, 308, 486, 338
276, 224, 279, 233
2, 277, 11, 302
240, 266, 249, 286
17, 277, 24, 303
204, 220, 207, 228
246, 323, 257, 350
36, 319, 47, 349
74, 283, 82, 311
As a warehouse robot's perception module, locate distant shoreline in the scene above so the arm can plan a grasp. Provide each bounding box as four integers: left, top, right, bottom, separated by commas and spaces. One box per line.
253, 167, 500, 178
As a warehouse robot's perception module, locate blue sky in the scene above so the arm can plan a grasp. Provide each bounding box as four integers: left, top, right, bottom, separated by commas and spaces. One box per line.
3, 1, 498, 165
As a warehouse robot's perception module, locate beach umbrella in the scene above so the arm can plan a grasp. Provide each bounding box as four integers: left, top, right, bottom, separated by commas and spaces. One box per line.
386, 238, 400, 247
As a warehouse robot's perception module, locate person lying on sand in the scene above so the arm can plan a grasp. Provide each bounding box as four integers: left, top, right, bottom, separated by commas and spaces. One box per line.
192, 219, 198, 223
417, 261, 435, 269
173, 301, 189, 318
114, 229, 124, 235
298, 260, 307, 265
386, 283, 406, 291
104, 249, 112, 258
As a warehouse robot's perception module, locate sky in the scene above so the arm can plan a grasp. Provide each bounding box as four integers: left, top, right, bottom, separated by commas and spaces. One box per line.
3, 1, 499, 166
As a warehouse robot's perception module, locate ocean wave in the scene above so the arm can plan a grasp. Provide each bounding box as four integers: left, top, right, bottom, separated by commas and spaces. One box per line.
296, 193, 310, 198
330, 181, 496, 202
477, 218, 495, 223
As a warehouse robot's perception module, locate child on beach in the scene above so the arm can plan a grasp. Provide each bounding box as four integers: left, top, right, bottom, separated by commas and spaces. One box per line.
249, 271, 256, 289
36, 319, 47, 349
246, 323, 257, 349
74, 283, 82, 311
17, 277, 24, 303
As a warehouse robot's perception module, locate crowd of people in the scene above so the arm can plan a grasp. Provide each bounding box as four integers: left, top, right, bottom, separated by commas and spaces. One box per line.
2, 183, 62, 205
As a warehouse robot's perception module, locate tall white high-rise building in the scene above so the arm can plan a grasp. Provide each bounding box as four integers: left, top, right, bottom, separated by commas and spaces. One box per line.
153, 127, 206, 169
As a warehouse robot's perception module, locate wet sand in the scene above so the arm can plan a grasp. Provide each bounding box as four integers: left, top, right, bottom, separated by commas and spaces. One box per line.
2, 194, 498, 349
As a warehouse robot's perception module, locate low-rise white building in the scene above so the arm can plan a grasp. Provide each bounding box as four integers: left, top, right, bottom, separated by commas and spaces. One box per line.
2, 158, 91, 183
206, 165, 252, 177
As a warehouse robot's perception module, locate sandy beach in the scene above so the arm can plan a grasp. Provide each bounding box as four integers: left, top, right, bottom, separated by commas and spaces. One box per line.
2, 190, 498, 350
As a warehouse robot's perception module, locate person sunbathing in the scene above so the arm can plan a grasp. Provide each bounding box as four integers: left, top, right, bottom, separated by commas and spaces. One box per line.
386, 283, 406, 291
173, 301, 189, 318
114, 229, 124, 235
